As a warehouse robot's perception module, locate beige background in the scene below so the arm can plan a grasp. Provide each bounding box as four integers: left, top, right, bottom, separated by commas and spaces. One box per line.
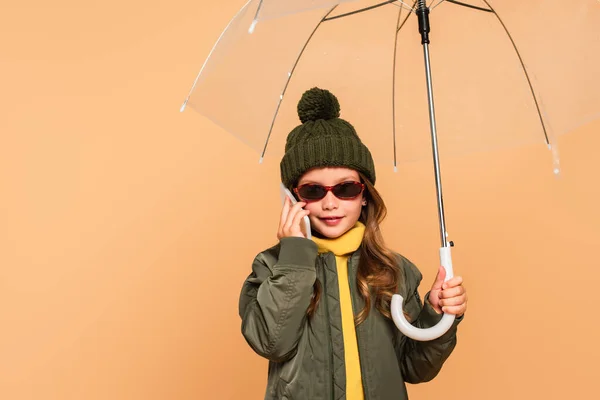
1, 1, 599, 399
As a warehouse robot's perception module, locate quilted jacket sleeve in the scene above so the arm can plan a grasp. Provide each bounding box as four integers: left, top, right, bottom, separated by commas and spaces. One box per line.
239, 237, 318, 362
393, 256, 463, 383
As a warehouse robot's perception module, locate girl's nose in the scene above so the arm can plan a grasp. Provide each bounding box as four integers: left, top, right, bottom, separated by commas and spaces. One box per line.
321, 191, 338, 210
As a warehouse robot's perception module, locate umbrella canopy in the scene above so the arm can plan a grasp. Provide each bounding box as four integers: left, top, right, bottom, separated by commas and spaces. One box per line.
182, 0, 600, 172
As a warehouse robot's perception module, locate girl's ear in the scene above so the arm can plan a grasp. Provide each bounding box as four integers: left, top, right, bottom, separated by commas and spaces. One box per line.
362, 200, 367, 206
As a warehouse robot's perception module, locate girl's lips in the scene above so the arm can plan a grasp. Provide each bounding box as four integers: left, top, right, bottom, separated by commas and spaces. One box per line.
319, 216, 344, 226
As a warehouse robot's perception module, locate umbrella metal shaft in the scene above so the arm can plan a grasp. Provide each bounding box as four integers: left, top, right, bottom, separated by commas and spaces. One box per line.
418, 3, 449, 248
423, 43, 448, 248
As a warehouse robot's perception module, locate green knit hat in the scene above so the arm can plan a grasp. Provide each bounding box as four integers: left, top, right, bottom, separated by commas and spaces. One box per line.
280, 87, 376, 189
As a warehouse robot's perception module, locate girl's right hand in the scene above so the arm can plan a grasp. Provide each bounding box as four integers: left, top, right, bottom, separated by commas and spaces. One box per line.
277, 196, 310, 239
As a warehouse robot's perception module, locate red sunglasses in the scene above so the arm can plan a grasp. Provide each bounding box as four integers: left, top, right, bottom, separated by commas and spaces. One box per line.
294, 181, 365, 201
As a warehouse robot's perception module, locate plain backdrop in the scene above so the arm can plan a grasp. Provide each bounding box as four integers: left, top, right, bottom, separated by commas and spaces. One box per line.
1, 1, 599, 399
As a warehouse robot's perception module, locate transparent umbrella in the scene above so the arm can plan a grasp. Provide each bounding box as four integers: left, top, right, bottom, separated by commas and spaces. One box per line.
181, 0, 600, 340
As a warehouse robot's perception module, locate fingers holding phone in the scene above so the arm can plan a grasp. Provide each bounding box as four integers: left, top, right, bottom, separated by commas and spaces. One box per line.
278, 196, 310, 239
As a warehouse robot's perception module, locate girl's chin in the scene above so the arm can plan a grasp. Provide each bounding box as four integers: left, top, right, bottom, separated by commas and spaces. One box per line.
313, 221, 352, 238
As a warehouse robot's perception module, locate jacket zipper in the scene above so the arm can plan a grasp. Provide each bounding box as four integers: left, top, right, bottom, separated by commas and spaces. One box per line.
348, 254, 370, 400
320, 254, 335, 400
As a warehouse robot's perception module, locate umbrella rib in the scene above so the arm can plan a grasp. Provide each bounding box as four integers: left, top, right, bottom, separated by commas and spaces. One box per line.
324, 0, 400, 22
259, 6, 339, 161
481, 0, 550, 145
394, 0, 417, 11
248, 0, 265, 32
392, 1, 418, 169
396, 0, 417, 32
445, 0, 492, 12
392, 7, 403, 170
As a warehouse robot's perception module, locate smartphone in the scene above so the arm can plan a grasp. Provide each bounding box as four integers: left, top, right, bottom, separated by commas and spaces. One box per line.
279, 183, 312, 239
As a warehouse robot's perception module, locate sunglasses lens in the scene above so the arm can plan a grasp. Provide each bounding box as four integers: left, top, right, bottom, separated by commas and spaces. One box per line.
296, 182, 364, 201
333, 182, 363, 199
297, 184, 326, 200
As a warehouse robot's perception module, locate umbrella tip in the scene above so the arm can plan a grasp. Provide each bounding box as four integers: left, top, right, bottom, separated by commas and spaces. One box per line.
248, 20, 257, 34
394, 165, 398, 173
548, 144, 561, 177
259, 156, 264, 164
180, 100, 188, 113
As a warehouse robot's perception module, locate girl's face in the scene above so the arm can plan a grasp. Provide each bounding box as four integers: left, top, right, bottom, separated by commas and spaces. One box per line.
296, 167, 365, 239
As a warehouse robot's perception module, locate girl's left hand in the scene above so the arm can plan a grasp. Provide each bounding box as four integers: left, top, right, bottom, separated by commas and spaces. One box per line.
428, 265, 467, 317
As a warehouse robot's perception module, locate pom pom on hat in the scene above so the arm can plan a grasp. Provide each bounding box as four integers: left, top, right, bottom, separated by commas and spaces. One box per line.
297, 87, 341, 123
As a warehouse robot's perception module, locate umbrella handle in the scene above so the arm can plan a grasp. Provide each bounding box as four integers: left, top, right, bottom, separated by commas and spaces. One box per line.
391, 246, 455, 341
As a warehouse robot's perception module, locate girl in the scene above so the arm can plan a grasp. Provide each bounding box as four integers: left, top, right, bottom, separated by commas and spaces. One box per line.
239, 87, 467, 400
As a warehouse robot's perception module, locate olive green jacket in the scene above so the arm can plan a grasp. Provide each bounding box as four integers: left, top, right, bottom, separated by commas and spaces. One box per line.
239, 237, 462, 400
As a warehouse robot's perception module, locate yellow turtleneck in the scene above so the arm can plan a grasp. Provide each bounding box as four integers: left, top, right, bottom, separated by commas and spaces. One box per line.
312, 222, 365, 400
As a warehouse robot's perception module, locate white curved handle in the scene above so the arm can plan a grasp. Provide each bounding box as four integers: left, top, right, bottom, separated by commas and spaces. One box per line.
391, 246, 455, 341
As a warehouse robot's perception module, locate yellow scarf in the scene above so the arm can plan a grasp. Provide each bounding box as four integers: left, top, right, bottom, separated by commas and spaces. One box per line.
312, 221, 365, 256
312, 222, 365, 400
